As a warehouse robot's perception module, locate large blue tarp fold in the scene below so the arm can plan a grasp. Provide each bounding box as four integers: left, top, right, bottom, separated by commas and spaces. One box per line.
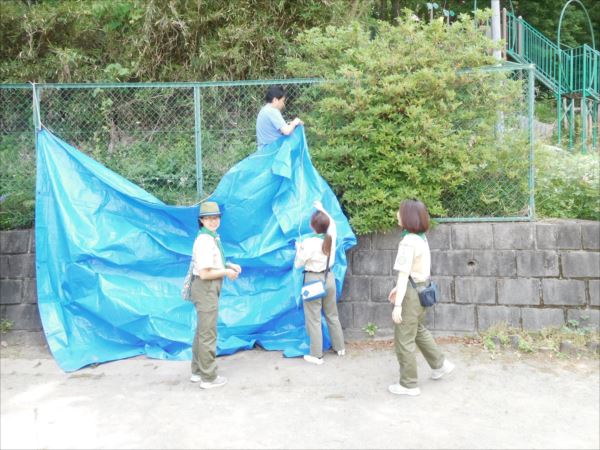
35, 127, 356, 371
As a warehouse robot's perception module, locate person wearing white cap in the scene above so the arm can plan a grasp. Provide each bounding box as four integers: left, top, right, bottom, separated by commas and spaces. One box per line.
189, 201, 241, 389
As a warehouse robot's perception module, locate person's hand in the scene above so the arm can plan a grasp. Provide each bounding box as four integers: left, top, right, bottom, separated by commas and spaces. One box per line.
225, 268, 239, 281
292, 117, 303, 127
392, 306, 403, 324
228, 263, 242, 274
388, 287, 397, 304
312, 200, 324, 212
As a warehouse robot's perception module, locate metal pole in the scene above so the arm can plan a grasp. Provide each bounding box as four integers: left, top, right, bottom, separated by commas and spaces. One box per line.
527, 65, 535, 220
491, 0, 502, 61
502, 8, 507, 60
582, 48, 587, 153
193, 86, 203, 199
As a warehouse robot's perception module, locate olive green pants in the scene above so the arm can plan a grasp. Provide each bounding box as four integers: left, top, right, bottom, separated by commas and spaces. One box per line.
394, 281, 444, 388
190, 276, 222, 382
302, 272, 345, 358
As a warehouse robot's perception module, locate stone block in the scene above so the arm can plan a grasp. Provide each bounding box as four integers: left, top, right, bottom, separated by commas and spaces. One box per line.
0, 256, 8, 278
423, 307, 434, 329
352, 251, 392, 276
0, 230, 30, 254
354, 234, 371, 251
477, 306, 521, 330
521, 308, 564, 330
581, 222, 600, 250
370, 276, 396, 303
22, 278, 37, 304
427, 225, 451, 250
493, 223, 535, 249
470, 251, 516, 276
536, 222, 581, 249
431, 250, 473, 276
433, 304, 475, 331
337, 302, 353, 329
372, 232, 401, 250
589, 280, 599, 307
373, 303, 393, 329
29, 229, 35, 252
455, 277, 495, 304
451, 224, 493, 249
498, 278, 540, 305
542, 279, 586, 306
432, 276, 453, 303
2, 254, 36, 278
340, 276, 370, 302
344, 251, 353, 275
0, 279, 21, 304
566, 309, 599, 329
352, 303, 373, 328
0, 304, 42, 331
516, 251, 559, 277
561, 252, 600, 278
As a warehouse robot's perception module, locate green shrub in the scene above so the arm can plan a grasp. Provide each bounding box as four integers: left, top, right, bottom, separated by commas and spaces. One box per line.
535, 145, 599, 221
285, 14, 532, 234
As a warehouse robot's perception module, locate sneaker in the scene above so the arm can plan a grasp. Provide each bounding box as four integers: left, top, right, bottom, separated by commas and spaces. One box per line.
431, 359, 455, 380
337, 349, 346, 356
199, 375, 228, 389
388, 384, 421, 396
303, 355, 324, 365
190, 374, 202, 383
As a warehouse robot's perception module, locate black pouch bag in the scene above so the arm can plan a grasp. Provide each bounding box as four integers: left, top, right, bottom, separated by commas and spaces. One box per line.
409, 276, 439, 307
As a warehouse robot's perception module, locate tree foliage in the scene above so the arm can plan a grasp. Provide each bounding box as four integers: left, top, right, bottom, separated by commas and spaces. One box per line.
0, 0, 371, 82
286, 13, 530, 233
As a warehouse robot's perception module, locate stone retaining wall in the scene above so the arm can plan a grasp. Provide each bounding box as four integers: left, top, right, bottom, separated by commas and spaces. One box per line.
1, 221, 598, 341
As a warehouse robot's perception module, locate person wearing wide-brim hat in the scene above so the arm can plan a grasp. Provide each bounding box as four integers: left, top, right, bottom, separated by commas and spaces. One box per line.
189, 201, 241, 389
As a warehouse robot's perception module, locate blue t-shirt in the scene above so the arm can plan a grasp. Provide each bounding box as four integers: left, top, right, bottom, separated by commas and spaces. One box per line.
256, 104, 287, 148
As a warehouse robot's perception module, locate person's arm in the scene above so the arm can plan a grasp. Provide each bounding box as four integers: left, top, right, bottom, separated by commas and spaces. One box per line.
280, 117, 303, 135
199, 267, 238, 281
388, 240, 415, 324
226, 262, 242, 273
313, 200, 336, 245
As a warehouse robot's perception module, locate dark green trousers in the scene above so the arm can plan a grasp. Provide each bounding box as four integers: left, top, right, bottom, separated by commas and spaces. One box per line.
394, 281, 444, 388
302, 272, 345, 358
191, 277, 222, 382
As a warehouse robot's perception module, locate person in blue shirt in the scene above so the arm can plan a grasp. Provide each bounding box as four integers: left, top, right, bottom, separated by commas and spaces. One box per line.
256, 85, 303, 148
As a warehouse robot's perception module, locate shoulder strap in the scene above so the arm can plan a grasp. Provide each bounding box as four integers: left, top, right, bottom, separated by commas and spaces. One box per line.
408, 275, 417, 289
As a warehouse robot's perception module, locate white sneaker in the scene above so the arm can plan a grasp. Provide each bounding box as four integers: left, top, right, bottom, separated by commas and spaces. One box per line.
190, 374, 202, 383
388, 384, 421, 396
431, 359, 455, 380
337, 349, 346, 356
303, 355, 324, 365
199, 375, 228, 389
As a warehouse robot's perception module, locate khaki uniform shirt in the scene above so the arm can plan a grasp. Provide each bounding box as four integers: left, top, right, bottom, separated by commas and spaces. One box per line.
192, 234, 226, 275
393, 233, 431, 282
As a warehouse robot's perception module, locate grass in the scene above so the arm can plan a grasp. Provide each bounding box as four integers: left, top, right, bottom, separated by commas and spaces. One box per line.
480, 321, 599, 359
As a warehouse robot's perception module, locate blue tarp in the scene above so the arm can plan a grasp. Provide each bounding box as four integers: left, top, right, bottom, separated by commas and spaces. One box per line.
35, 127, 356, 371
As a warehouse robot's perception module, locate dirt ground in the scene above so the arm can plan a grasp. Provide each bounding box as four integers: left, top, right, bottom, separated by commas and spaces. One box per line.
1, 339, 599, 450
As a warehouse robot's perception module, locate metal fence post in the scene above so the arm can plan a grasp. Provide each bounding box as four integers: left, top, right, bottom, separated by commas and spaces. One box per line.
193, 85, 203, 199
528, 65, 536, 220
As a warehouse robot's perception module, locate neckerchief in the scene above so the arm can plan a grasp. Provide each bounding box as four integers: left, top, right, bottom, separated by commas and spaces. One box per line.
199, 227, 226, 266
400, 229, 426, 240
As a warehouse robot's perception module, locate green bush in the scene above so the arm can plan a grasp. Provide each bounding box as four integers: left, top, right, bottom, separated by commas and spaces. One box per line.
285, 14, 532, 233
535, 145, 599, 221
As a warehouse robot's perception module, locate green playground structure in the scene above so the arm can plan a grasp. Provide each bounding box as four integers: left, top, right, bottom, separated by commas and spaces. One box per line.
501, 0, 598, 152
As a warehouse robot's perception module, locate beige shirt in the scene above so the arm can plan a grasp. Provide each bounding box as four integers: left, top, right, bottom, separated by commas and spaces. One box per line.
393, 233, 431, 282
192, 234, 225, 275
294, 210, 337, 272
294, 236, 336, 272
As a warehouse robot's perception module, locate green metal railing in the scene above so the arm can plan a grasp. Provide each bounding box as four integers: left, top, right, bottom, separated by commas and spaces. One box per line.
0, 65, 535, 229
504, 10, 598, 152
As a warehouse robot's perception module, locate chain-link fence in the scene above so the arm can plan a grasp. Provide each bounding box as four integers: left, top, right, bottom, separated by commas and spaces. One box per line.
0, 65, 535, 229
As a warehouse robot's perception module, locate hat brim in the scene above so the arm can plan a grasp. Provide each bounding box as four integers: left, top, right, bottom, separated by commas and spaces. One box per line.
199, 212, 221, 217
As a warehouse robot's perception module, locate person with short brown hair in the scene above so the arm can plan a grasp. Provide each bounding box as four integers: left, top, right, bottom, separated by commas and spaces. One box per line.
387, 199, 454, 396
